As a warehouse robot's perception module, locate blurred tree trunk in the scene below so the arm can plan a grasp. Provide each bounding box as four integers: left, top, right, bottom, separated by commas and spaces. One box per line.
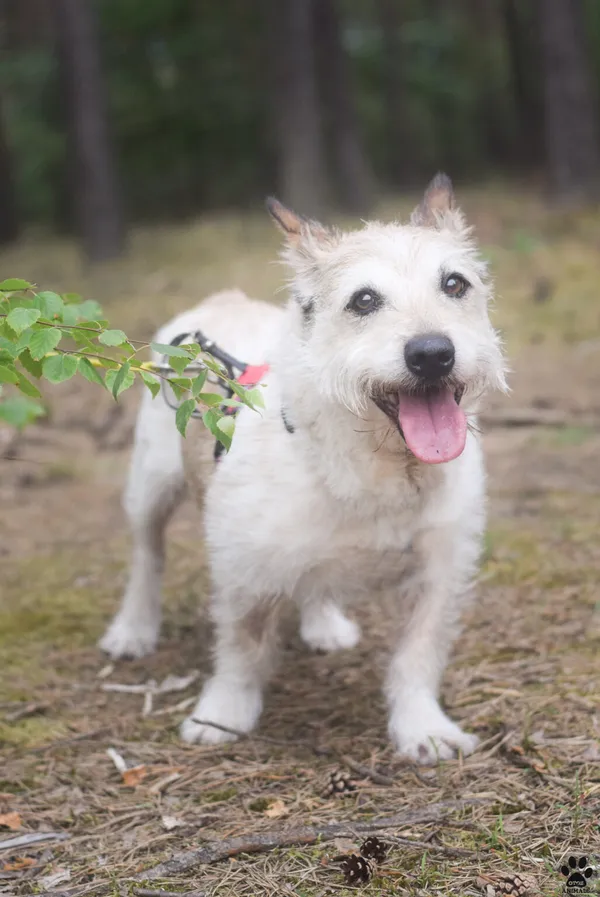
539, 0, 600, 201
0, 101, 19, 244
503, 0, 543, 169
268, 0, 327, 217
54, 0, 124, 261
313, 0, 373, 214
461, 0, 513, 170
377, 0, 415, 186
2, 0, 52, 47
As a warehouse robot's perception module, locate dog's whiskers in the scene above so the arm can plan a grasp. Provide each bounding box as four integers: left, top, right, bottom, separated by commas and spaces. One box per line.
373, 425, 394, 453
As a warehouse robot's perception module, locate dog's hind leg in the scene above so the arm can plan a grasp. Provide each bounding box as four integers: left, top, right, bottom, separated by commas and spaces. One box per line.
300, 600, 361, 652
99, 390, 185, 659
293, 570, 361, 653
180, 596, 281, 744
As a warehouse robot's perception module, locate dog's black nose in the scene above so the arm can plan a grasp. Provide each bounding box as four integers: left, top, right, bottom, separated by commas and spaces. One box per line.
404, 333, 455, 381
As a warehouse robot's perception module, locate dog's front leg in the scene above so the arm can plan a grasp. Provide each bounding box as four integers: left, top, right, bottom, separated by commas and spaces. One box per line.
180, 596, 281, 744
386, 523, 480, 764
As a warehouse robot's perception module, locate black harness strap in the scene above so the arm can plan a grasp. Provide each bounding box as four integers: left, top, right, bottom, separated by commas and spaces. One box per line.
167, 330, 294, 461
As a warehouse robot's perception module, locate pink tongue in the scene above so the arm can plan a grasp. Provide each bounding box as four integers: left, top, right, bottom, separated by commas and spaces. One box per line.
398, 388, 467, 464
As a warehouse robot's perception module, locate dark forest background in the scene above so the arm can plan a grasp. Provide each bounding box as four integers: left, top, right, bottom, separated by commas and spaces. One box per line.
1, 0, 599, 262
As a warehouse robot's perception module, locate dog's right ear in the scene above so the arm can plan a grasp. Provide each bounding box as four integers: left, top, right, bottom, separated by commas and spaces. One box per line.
266, 197, 332, 249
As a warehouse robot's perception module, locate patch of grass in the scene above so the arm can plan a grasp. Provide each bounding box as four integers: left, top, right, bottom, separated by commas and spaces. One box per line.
539, 425, 594, 447
248, 797, 272, 812
204, 787, 238, 803
0, 716, 68, 748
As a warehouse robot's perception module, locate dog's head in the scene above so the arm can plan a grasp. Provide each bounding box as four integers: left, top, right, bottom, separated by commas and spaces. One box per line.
267, 174, 507, 465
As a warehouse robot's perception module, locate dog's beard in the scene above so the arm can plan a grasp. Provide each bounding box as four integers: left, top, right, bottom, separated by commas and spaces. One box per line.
372, 380, 468, 465
320, 365, 491, 465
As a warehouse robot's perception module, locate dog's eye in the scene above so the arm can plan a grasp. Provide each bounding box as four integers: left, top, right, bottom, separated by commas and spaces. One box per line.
442, 273, 469, 298
347, 289, 382, 316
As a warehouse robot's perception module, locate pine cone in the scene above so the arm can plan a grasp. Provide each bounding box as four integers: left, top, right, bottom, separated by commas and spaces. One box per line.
360, 835, 388, 864
340, 854, 374, 885
477, 872, 539, 897
324, 769, 357, 796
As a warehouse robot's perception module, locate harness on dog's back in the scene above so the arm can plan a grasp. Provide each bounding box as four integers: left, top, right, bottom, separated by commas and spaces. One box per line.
160, 329, 273, 461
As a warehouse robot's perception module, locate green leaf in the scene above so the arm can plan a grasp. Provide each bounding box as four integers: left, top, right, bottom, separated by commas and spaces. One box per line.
34, 291, 64, 319
244, 387, 265, 409
15, 329, 34, 353
0, 395, 44, 428
201, 355, 228, 377
168, 378, 192, 401
139, 370, 161, 398
215, 414, 235, 451
15, 372, 42, 398
78, 357, 106, 388
59, 305, 80, 326
59, 298, 104, 325
191, 370, 208, 397
109, 361, 131, 399
105, 365, 135, 398
151, 342, 194, 359
0, 337, 17, 359
0, 364, 19, 384
28, 327, 62, 360
42, 353, 79, 383
98, 329, 128, 347
6, 307, 41, 335
69, 328, 96, 350
19, 350, 44, 379
202, 408, 221, 437
169, 354, 193, 374
0, 278, 33, 292
197, 391, 226, 407
179, 341, 201, 356
77, 299, 104, 320
175, 398, 196, 436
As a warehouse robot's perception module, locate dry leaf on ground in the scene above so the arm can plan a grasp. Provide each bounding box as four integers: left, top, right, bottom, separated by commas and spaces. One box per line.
122, 765, 148, 787
1, 856, 37, 872
0, 812, 22, 831
264, 799, 288, 818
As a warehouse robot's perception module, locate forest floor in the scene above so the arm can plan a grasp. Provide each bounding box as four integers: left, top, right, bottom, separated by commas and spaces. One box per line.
1, 185, 599, 897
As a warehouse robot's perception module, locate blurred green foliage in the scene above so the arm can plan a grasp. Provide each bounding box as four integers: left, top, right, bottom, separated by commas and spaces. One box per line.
3, 0, 600, 226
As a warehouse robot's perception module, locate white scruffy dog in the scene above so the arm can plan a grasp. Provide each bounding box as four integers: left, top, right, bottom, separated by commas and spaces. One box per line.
100, 175, 506, 764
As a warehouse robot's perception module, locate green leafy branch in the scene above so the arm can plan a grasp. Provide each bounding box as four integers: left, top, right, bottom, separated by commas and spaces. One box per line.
0, 279, 264, 450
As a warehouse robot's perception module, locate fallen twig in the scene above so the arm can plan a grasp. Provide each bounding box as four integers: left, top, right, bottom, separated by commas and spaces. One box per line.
0, 832, 70, 851
133, 889, 206, 897
27, 727, 109, 754
190, 718, 311, 748
339, 755, 396, 787
385, 834, 477, 858
480, 408, 597, 429
133, 799, 485, 880
4, 702, 49, 723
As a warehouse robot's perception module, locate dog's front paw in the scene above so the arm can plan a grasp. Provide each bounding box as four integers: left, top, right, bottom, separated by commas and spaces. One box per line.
388, 698, 478, 765
98, 614, 159, 660
300, 602, 361, 653
180, 678, 263, 745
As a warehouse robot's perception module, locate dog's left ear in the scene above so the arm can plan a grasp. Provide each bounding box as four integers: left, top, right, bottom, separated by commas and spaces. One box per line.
266, 197, 333, 249
411, 173, 465, 233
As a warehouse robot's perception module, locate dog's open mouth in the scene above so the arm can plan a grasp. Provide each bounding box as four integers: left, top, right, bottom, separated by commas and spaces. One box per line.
374, 385, 467, 464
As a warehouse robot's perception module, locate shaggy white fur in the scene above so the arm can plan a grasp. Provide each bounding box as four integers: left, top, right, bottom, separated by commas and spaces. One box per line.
100, 175, 507, 764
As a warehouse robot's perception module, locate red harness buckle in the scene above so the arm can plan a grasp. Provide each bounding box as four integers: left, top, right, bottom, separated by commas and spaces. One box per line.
237, 363, 270, 387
